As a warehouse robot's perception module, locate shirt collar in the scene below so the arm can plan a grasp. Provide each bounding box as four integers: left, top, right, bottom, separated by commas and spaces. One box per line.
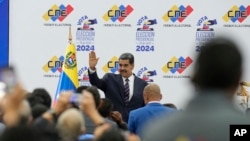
148, 101, 161, 104
122, 74, 134, 82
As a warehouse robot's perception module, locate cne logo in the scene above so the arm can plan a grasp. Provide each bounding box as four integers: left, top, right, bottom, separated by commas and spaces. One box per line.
162, 56, 193, 74
223, 5, 250, 23
43, 4, 74, 22
43, 56, 64, 73
162, 5, 193, 23
102, 56, 119, 73
103, 4, 133, 22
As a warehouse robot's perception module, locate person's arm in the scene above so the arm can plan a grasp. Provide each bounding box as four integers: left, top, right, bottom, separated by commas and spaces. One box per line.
110, 111, 128, 131
117, 121, 128, 131
88, 69, 107, 91
41, 91, 72, 123
128, 112, 136, 134
80, 90, 105, 126
1, 84, 27, 127
32, 91, 73, 140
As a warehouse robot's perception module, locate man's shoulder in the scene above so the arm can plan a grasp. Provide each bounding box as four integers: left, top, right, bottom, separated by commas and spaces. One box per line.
134, 75, 144, 80
134, 75, 148, 84
105, 73, 120, 77
104, 73, 121, 79
146, 104, 176, 113
130, 106, 149, 114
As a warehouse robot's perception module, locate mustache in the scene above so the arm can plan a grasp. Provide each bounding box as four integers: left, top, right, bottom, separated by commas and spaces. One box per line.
120, 70, 127, 73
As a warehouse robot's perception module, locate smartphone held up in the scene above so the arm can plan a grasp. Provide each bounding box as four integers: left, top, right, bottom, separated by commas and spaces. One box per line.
69, 93, 83, 107
0, 66, 17, 94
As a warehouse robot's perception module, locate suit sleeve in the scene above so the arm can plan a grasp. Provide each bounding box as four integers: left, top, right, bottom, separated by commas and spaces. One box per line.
128, 112, 136, 134
88, 69, 107, 92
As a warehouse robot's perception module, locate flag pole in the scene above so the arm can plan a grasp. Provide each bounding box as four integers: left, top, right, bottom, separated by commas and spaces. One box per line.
69, 26, 72, 44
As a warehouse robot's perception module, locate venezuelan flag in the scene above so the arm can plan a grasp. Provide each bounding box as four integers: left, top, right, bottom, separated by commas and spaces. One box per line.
54, 42, 79, 104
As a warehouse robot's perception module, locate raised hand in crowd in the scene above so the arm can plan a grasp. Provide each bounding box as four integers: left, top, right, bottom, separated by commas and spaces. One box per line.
1, 83, 29, 127
80, 89, 105, 126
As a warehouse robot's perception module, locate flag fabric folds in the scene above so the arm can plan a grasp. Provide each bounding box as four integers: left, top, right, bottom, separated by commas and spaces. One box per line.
55, 43, 79, 103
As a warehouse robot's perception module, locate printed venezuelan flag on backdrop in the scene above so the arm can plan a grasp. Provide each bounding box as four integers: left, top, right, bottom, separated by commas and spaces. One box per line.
54, 43, 79, 104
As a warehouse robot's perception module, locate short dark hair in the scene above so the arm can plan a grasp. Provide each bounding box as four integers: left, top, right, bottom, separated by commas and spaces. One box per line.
76, 85, 89, 93
191, 37, 242, 89
84, 86, 100, 108
26, 93, 43, 107
98, 98, 113, 118
119, 53, 134, 64
32, 88, 52, 108
31, 104, 49, 120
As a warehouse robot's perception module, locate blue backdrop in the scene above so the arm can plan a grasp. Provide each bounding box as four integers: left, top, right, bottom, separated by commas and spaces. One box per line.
0, 0, 9, 67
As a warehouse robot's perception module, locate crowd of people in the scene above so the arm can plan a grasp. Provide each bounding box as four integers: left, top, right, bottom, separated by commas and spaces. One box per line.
0, 37, 250, 141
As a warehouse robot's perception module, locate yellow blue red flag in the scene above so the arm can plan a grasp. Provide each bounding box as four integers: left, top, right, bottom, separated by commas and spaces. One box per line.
55, 40, 79, 104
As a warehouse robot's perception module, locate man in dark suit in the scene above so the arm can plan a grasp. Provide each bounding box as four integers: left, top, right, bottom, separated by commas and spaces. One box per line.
88, 51, 148, 122
128, 83, 175, 138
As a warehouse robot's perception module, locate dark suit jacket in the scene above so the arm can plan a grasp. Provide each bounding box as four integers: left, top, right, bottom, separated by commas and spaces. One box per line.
88, 70, 148, 122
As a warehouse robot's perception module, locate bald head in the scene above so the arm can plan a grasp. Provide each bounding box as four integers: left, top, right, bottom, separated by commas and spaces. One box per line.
143, 83, 162, 104
57, 108, 85, 140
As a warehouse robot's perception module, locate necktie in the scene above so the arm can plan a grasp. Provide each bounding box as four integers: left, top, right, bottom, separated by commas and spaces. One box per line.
124, 78, 130, 105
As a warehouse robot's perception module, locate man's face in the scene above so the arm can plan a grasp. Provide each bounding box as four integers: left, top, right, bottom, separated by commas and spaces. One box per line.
118, 59, 134, 78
